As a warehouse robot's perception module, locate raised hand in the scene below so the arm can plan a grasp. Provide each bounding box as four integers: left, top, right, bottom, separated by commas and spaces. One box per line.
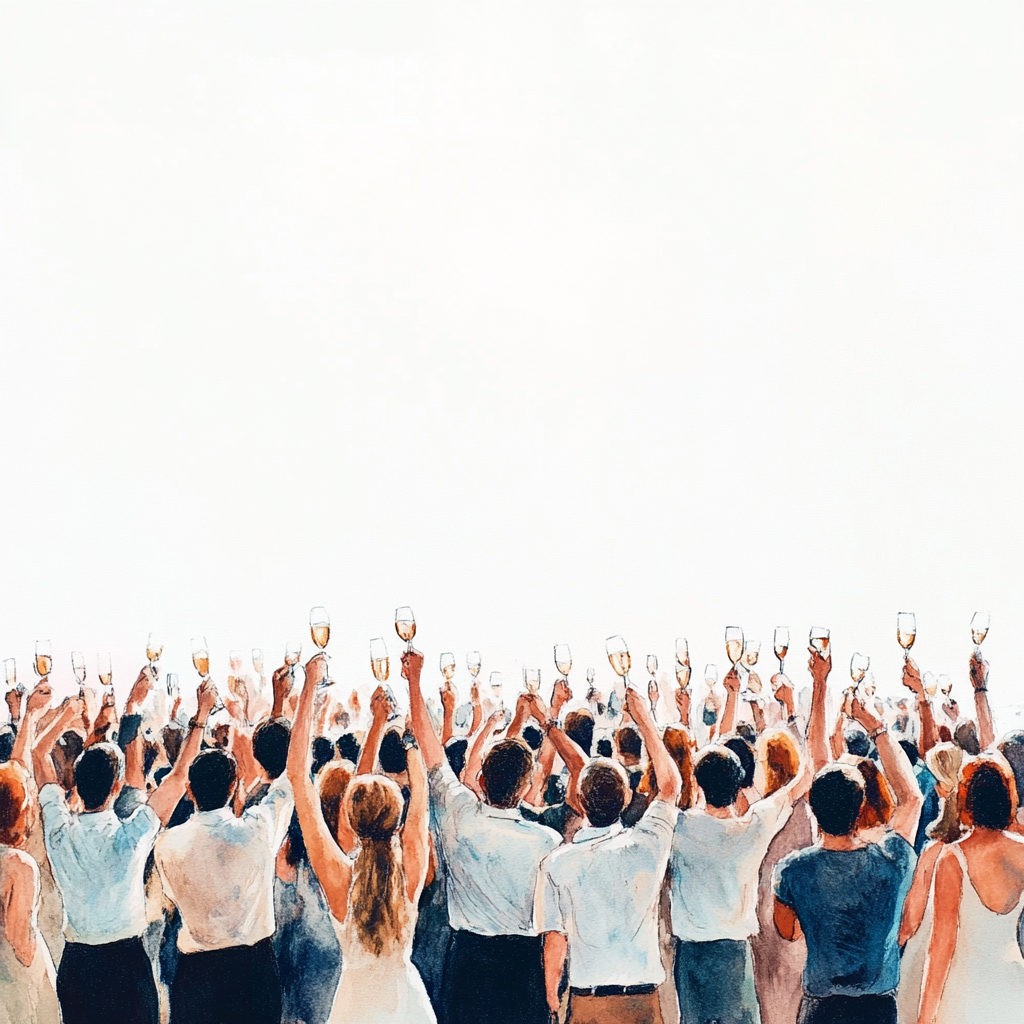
440, 682, 456, 715
723, 666, 741, 695
303, 653, 327, 690
401, 647, 424, 687
272, 664, 293, 708
969, 651, 989, 691
674, 685, 691, 724
25, 678, 53, 715
807, 646, 832, 685
127, 666, 154, 712
901, 657, 925, 697
747, 671, 762, 696
648, 677, 660, 706
850, 696, 883, 736
370, 685, 392, 723
196, 678, 217, 721
551, 679, 571, 714
5, 686, 24, 723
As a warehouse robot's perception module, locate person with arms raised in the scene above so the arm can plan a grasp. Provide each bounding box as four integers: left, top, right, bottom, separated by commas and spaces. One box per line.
408, 644, 560, 1024
534, 685, 681, 1024
39, 669, 215, 1024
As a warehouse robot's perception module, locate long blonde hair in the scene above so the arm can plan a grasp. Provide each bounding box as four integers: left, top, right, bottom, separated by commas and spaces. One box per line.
346, 775, 407, 956
925, 742, 963, 844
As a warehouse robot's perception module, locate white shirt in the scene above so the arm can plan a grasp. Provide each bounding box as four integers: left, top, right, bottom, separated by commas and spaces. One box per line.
40, 783, 161, 945
429, 761, 560, 936
668, 795, 790, 942
535, 799, 678, 988
154, 775, 293, 953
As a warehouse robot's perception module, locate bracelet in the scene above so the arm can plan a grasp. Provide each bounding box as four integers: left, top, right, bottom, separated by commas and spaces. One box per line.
974, 687, 988, 693
869, 724, 887, 740
542, 718, 558, 734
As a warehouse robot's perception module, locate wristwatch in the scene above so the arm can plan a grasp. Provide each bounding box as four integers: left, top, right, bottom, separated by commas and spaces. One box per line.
869, 724, 887, 740
541, 718, 559, 735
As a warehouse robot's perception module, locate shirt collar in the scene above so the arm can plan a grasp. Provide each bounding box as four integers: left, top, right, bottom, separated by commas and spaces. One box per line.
77, 809, 118, 826
485, 806, 522, 820
192, 806, 236, 824
574, 821, 624, 844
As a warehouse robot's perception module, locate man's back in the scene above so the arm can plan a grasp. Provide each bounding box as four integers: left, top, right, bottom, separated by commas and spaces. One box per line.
774, 833, 916, 998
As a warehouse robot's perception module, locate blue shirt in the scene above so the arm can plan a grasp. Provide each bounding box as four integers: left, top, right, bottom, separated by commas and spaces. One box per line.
913, 764, 940, 855
773, 833, 916, 998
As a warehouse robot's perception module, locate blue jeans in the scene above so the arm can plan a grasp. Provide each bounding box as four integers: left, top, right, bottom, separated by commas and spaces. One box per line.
673, 937, 760, 1024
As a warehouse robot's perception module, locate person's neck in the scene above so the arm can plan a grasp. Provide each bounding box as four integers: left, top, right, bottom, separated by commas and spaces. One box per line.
705, 803, 737, 819
820, 832, 866, 851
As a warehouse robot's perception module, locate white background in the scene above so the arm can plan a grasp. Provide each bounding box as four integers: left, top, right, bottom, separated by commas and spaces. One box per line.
1, 5, 1022, 723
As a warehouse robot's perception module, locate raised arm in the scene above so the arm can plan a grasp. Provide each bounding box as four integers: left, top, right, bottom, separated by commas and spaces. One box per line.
400, 738, 430, 905
969, 653, 995, 751
271, 663, 292, 721
529, 696, 587, 816
462, 709, 504, 798
902, 658, 938, 755
286, 653, 352, 919
12, 681, 51, 772
123, 667, 156, 791
406, 646, 443, 771
806, 647, 831, 772
918, 847, 962, 1024
830, 695, 848, 762
356, 687, 391, 776
850, 698, 923, 845
720, 667, 740, 736
625, 686, 681, 804
147, 680, 216, 826
440, 682, 456, 746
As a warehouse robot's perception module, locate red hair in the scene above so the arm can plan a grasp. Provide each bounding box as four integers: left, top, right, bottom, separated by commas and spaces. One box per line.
0, 762, 31, 848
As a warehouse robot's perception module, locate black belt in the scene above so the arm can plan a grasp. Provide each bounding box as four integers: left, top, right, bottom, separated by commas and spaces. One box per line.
570, 984, 657, 997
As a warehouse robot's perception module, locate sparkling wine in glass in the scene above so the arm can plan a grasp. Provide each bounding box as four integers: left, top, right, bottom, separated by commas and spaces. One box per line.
71, 651, 87, 695
310, 607, 331, 688
524, 667, 541, 695
773, 627, 789, 674
971, 612, 990, 655
97, 653, 112, 692
939, 673, 953, 697
675, 638, 691, 689
896, 613, 916, 659
192, 638, 211, 680
554, 644, 572, 681
35, 641, 52, 681
850, 652, 870, 687
166, 672, 179, 699
467, 651, 482, 679
704, 663, 718, 688
605, 636, 634, 689
3, 658, 17, 692
725, 627, 744, 668
809, 627, 831, 659
395, 607, 416, 650
146, 632, 163, 677
284, 641, 302, 686
586, 667, 597, 703
440, 652, 456, 683
370, 637, 398, 715
490, 671, 504, 712
743, 641, 760, 669
923, 671, 937, 697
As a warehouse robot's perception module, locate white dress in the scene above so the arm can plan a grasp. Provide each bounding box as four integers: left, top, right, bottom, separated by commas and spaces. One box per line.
896, 863, 935, 1023
0, 846, 60, 1024
328, 898, 436, 1024
933, 843, 1024, 1024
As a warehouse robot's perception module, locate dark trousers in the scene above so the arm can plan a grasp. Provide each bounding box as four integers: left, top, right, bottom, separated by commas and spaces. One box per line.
673, 937, 760, 1024
57, 936, 159, 1024
796, 992, 898, 1024
170, 937, 282, 1024
441, 929, 548, 1024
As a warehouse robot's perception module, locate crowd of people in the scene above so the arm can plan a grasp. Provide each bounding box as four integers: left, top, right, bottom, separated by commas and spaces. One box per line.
1, 634, 1023, 1024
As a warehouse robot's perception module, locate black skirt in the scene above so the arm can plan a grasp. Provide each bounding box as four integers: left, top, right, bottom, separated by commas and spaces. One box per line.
57, 935, 159, 1024
440, 929, 548, 1024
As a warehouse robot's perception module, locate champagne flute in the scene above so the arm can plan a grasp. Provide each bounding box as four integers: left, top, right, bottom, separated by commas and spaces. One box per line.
725, 627, 744, 669
310, 607, 331, 688
71, 651, 87, 696
605, 635, 634, 690
252, 648, 265, 692
370, 637, 398, 716
554, 644, 572, 681
704, 663, 718, 688
850, 652, 870, 693
773, 627, 789, 674
146, 632, 163, 679
675, 638, 691, 689
971, 612, 990, 657
585, 667, 597, 705
3, 658, 18, 694
809, 627, 831, 659
97, 653, 112, 695
395, 607, 415, 681
490, 671, 504, 713
192, 637, 223, 713
939, 673, 953, 698
896, 612, 916, 660
166, 671, 179, 700
743, 641, 761, 696
35, 641, 52, 681
229, 650, 243, 675
923, 671, 937, 697
285, 641, 302, 686
440, 652, 457, 685
467, 651, 482, 680
524, 667, 541, 695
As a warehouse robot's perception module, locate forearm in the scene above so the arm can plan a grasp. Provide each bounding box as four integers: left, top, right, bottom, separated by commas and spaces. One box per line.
918, 697, 939, 754
11, 710, 39, 771
807, 684, 829, 771
634, 706, 680, 802
462, 720, 493, 795
441, 702, 454, 746
408, 672, 443, 770
975, 691, 995, 751
547, 726, 586, 779
470, 699, 483, 736
720, 690, 738, 735
542, 932, 567, 1014
357, 719, 385, 776
750, 701, 766, 734
829, 712, 846, 761
124, 734, 146, 790
507, 704, 528, 739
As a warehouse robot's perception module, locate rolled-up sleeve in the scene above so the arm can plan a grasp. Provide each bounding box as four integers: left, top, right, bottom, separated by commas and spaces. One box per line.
428, 760, 479, 831
39, 784, 70, 847
534, 861, 566, 935
248, 774, 294, 849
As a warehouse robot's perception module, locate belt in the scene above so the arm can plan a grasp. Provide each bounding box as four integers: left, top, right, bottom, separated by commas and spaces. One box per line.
570, 984, 657, 997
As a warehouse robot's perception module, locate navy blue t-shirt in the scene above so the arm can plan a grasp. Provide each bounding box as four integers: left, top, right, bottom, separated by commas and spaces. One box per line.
913, 764, 940, 855
774, 833, 916, 998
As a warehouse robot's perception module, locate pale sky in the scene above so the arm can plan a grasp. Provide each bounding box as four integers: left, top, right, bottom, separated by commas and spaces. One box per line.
1, 5, 1022, 722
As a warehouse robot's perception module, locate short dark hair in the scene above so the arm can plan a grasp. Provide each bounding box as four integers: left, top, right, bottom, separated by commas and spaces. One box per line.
163, 722, 185, 766
522, 725, 543, 752
954, 720, 981, 757
445, 738, 468, 777
809, 764, 865, 837
735, 722, 757, 745
480, 739, 533, 809
723, 736, 756, 789
966, 761, 1013, 831
844, 727, 871, 758
543, 774, 566, 807
580, 758, 629, 827
378, 730, 408, 775
74, 744, 124, 811
0, 725, 15, 763
898, 739, 920, 765
563, 710, 594, 756
337, 733, 361, 764
252, 719, 290, 779
596, 738, 613, 758
188, 749, 238, 811
615, 726, 642, 760
312, 737, 335, 774
694, 747, 744, 809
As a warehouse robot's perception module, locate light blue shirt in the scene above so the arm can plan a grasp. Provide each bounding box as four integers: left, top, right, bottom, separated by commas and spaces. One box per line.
40, 783, 161, 944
